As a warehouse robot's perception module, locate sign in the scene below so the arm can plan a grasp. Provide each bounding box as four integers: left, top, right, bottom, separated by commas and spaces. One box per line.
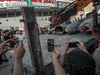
0, 0, 54, 3
57, 1, 69, 8
44, 0, 54, 3
0, 1, 57, 8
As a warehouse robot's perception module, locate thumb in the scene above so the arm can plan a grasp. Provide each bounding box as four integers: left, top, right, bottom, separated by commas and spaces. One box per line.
14, 44, 19, 50
77, 44, 80, 47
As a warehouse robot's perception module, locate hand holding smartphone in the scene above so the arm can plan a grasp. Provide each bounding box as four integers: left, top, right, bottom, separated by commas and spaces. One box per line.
68, 42, 79, 48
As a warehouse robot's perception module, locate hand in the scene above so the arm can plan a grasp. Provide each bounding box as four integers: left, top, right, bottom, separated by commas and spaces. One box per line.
0, 39, 13, 55
61, 42, 69, 55
13, 41, 25, 60
77, 41, 87, 52
85, 24, 92, 32
52, 49, 60, 60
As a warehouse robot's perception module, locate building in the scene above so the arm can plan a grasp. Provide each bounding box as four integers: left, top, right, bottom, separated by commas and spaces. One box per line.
0, 0, 58, 29
0, 0, 95, 29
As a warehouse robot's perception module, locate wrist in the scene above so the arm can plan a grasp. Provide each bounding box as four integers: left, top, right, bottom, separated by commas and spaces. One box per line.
52, 57, 58, 61
15, 58, 22, 63
61, 50, 66, 55
52, 58, 58, 64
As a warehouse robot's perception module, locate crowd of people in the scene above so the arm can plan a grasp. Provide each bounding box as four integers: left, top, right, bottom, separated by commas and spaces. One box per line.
0, 26, 26, 42
0, 24, 100, 75
0, 23, 50, 42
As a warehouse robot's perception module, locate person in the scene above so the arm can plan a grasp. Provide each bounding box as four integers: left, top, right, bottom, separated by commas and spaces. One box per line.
9, 26, 12, 32
82, 24, 100, 71
15, 27, 19, 35
3, 30, 11, 41
22, 27, 26, 34
41, 27, 45, 34
0, 40, 25, 75
13, 41, 25, 75
43, 27, 48, 34
9, 27, 16, 39
14, 30, 26, 41
0, 29, 4, 42
38, 25, 41, 35
52, 42, 97, 75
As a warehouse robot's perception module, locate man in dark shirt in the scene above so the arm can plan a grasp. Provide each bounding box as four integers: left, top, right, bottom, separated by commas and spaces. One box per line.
15, 27, 19, 35
9, 27, 16, 39
4, 30, 10, 41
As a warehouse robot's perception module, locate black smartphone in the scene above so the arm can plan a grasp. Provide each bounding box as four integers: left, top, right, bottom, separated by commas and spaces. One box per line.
68, 42, 79, 48
47, 39, 54, 52
10, 40, 19, 48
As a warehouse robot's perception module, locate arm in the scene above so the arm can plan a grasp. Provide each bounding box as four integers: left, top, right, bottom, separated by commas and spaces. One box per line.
13, 41, 25, 75
58, 54, 65, 67
58, 42, 69, 66
13, 59, 23, 75
77, 41, 90, 55
52, 57, 67, 75
85, 24, 92, 32
52, 42, 69, 75
13, 34, 18, 40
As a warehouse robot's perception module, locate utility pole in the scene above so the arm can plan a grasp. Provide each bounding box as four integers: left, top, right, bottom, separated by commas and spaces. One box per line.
21, 7, 45, 75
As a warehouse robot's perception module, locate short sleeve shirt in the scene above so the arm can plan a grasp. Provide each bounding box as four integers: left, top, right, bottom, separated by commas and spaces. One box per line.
15, 34, 26, 41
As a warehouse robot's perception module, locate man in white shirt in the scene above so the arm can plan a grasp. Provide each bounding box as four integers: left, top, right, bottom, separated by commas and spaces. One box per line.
15, 30, 26, 41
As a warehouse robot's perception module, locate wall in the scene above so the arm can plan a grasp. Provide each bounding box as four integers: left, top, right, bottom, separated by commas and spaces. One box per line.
0, 16, 22, 30
36, 16, 51, 27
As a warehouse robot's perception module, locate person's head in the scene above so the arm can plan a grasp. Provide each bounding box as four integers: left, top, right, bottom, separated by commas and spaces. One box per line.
9, 26, 12, 29
4, 30, 9, 35
92, 24, 100, 42
0, 29, 3, 34
17, 27, 19, 30
1, 30, 4, 34
18, 30, 22, 35
11, 27, 14, 31
65, 50, 96, 75
15, 27, 17, 30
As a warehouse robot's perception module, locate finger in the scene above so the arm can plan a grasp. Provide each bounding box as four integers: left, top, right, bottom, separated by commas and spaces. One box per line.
53, 50, 54, 53
22, 46, 25, 52
85, 24, 89, 27
66, 42, 68, 47
86, 29, 91, 32
63, 42, 66, 47
14, 44, 19, 50
19, 41, 23, 47
2, 39, 12, 45
53, 49, 56, 53
85, 24, 90, 27
54, 49, 59, 54
7, 47, 13, 50
77, 44, 80, 47
77, 41, 82, 45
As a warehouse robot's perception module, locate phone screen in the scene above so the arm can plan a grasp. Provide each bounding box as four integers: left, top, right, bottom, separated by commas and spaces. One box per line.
47, 39, 54, 52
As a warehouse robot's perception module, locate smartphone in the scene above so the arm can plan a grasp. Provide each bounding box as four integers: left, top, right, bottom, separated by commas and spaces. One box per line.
10, 40, 19, 48
68, 42, 79, 48
47, 39, 54, 52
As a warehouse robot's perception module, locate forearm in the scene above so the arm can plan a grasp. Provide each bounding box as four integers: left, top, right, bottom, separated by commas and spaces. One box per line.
53, 58, 67, 75
58, 52, 66, 66
13, 59, 23, 75
84, 49, 90, 55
